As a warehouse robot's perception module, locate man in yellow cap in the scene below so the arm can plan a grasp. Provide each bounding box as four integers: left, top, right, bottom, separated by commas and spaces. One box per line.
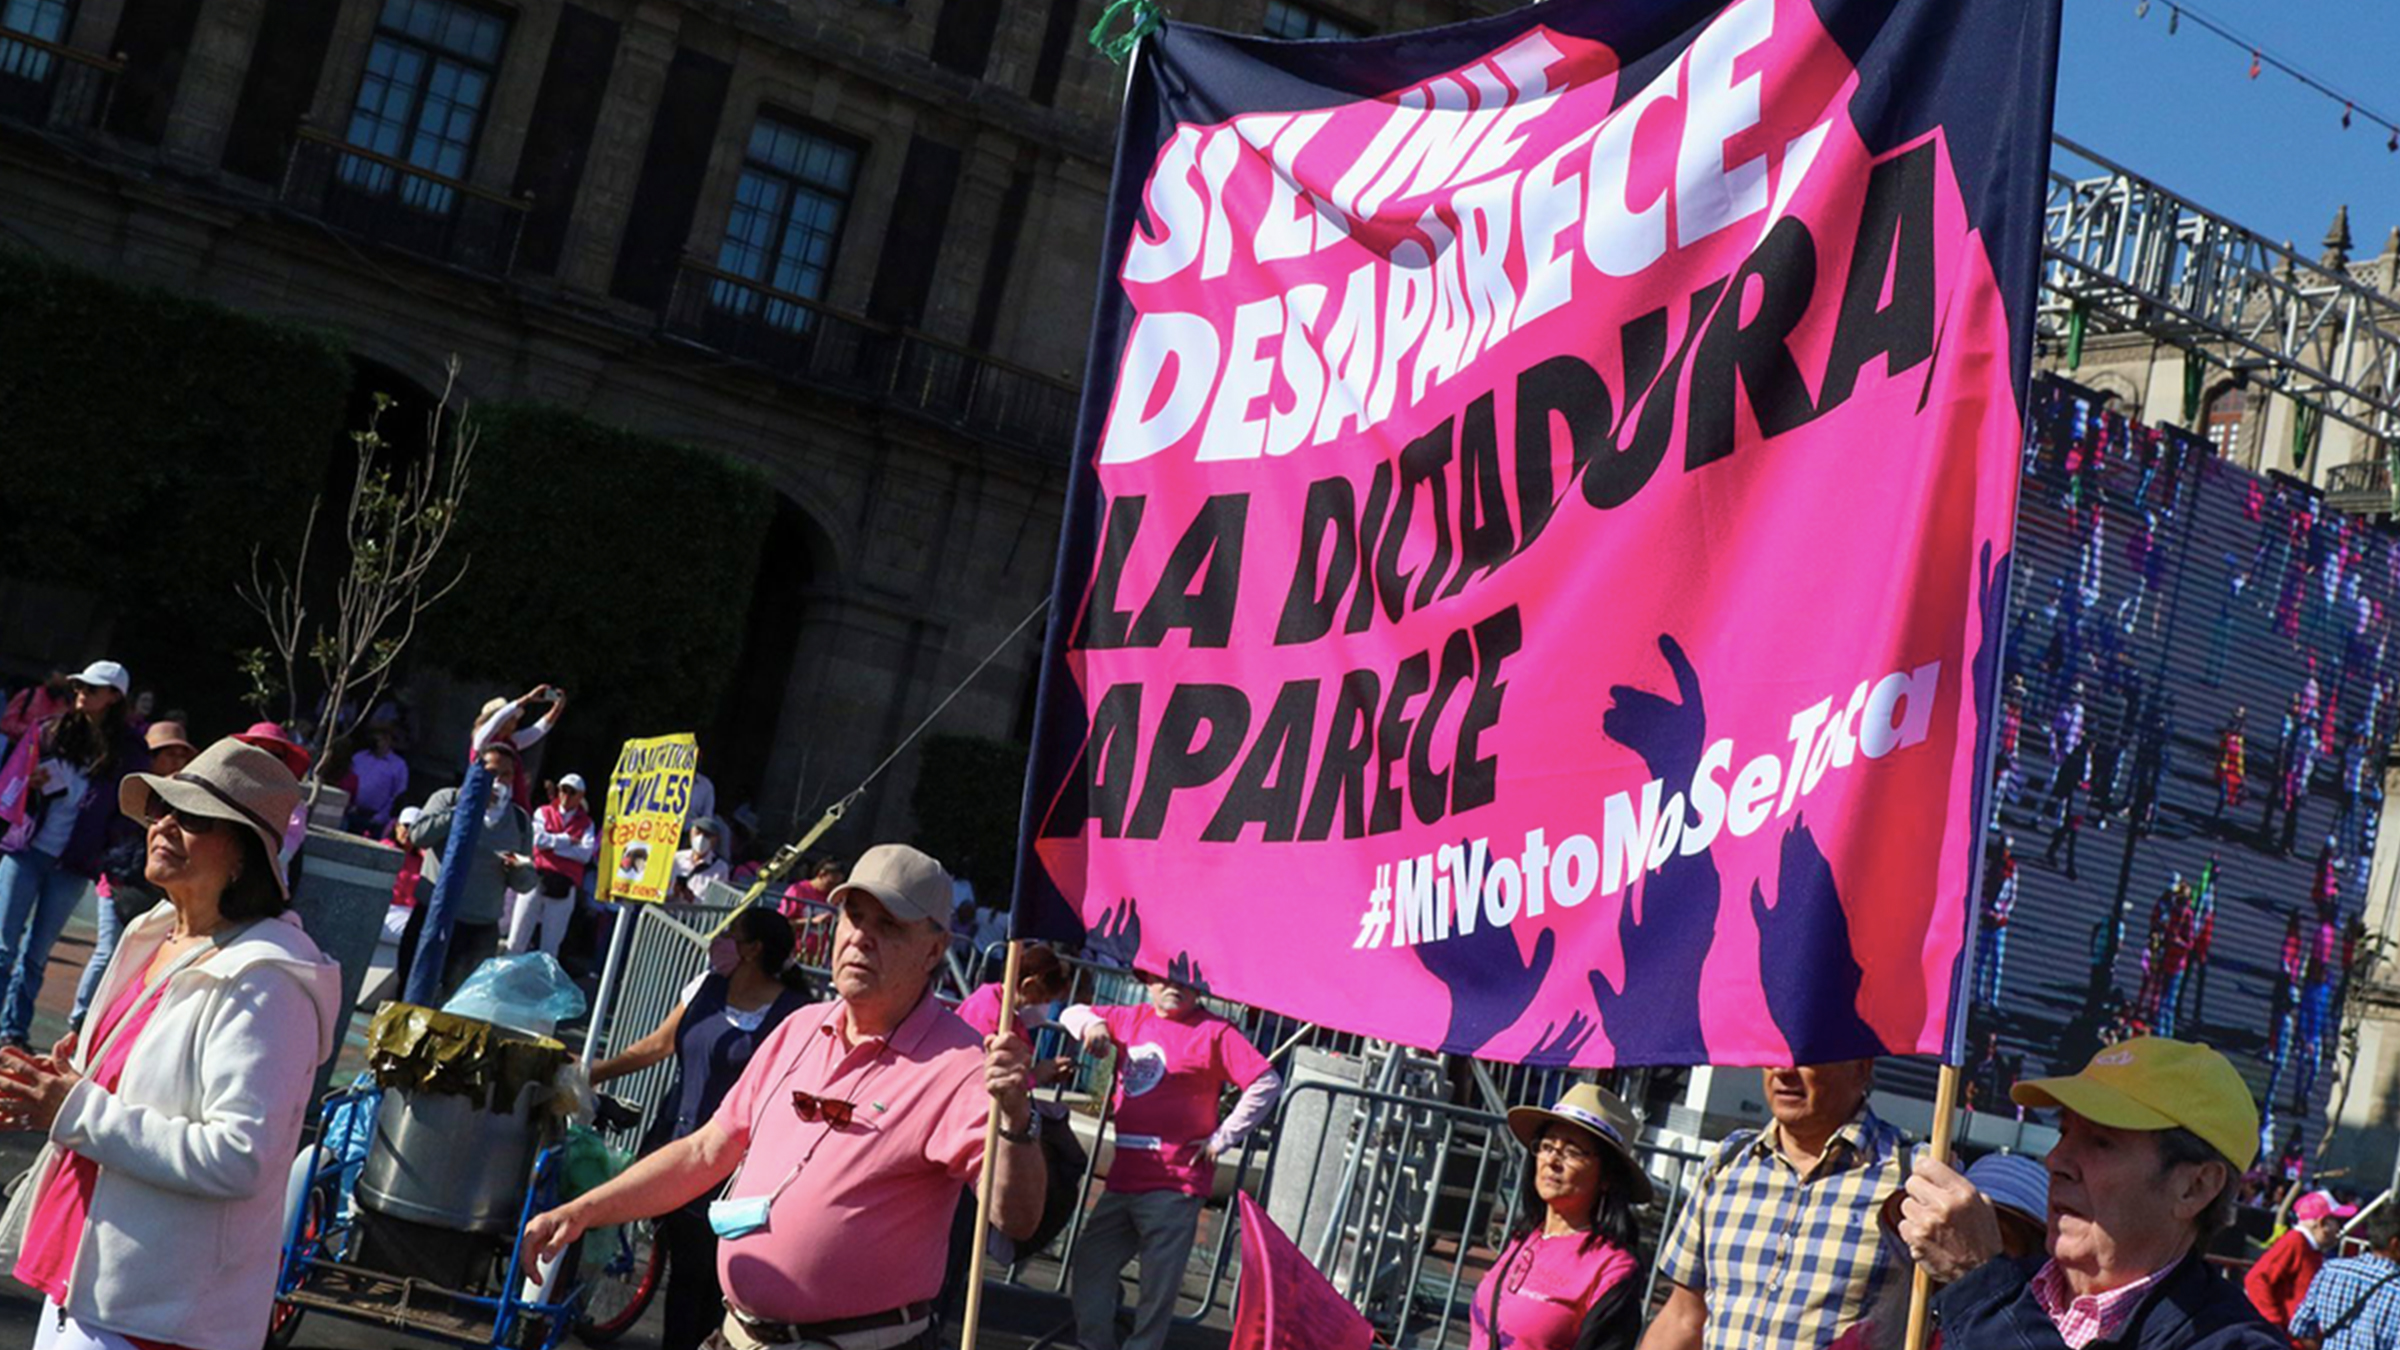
1895, 1037, 2282, 1348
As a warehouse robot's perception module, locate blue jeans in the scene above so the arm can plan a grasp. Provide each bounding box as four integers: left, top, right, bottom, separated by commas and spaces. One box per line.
0, 849, 93, 1044
1974, 927, 2007, 1006
69, 891, 125, 1030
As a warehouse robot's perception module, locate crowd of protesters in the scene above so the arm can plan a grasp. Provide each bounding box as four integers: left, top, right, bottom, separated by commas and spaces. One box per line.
0, 667, 343, 1350
5, 664, 2395, 1350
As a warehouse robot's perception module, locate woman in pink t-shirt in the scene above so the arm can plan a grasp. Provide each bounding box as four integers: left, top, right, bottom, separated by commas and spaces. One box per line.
1471, 1083, 1653, 1350
955, 943, 1076, 1086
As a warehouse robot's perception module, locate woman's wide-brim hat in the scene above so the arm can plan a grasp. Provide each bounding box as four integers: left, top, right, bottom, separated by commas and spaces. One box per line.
1506, 1082, 1653, 1204
118, 738, 301, 896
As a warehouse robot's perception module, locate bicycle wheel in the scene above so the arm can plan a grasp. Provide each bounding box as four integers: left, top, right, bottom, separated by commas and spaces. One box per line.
264, 1183, 331, 1349
574, 1217, 665, 1343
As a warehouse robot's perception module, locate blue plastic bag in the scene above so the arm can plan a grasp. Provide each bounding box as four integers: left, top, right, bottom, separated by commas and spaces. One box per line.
440, 952, 587, 1038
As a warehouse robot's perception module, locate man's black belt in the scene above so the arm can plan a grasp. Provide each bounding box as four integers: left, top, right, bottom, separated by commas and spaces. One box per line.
726, 1298, 935, 1345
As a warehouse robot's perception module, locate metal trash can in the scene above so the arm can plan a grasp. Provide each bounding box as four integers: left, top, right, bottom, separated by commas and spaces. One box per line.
356, 1079, 552, 1233
353, 1003, 571, 1236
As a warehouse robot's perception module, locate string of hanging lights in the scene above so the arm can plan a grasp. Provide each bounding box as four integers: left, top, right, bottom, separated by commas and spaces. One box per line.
2129, 0, 2400, 153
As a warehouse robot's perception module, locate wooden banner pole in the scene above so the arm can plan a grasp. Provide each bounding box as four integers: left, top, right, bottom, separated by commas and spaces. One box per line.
1902, 1061, 1963, 1350
960, 939, 1025, 1350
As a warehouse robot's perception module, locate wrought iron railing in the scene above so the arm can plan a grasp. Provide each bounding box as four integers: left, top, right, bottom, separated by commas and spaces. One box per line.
0, 27, 116, 133
278, 125, 530, 277
2325, 457, 2395, 514
666, 259, 1082, 462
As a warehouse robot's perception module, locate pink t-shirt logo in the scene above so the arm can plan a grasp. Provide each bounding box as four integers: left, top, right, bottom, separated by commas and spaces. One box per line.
1091, 1004, 1274, 1196
1121, 1043, 1168, 1097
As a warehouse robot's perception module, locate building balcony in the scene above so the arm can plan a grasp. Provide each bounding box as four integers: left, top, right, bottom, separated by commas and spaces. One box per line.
2326, 458, 2394, 516
278, 126, 530, 278
0, 29, 118, 136
665, 259, 1081, 462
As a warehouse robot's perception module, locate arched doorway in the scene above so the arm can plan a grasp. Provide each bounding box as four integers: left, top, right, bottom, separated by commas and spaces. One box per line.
288, 357, 445, 742
708, 494, 826, 841
346, 356, 447, 463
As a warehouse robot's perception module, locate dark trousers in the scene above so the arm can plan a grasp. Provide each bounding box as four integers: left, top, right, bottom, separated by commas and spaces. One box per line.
658, 1208, 724, 1350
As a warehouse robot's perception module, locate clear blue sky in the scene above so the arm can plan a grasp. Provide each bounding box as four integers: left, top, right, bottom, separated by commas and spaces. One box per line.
2055, 0, 2400, 259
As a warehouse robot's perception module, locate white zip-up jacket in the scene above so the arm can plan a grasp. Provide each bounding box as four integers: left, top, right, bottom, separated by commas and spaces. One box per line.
32, 903, 342, 1349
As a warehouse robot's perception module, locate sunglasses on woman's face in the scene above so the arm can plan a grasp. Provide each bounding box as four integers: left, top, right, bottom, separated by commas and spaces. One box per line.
143, 792, 220, 835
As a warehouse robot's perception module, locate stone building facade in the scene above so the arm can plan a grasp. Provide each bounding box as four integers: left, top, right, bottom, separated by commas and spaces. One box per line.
2042, 206, 2400, 508
0, 0, 1506, 841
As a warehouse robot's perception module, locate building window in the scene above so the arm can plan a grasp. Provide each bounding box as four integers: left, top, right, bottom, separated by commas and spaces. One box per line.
2205, 384, 2246, 458
338, 0, 507, 216
711, 116, 861, 331
0, 0, 72, 86
1262, 0, 1362, 39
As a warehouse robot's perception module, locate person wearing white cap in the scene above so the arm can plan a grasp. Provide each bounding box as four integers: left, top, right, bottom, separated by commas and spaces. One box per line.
668, 815, 731, 904
383, 805, 428, 946
508, 774, 596, 957
522, 843, 1048, 1349
0, 660, 147, 1051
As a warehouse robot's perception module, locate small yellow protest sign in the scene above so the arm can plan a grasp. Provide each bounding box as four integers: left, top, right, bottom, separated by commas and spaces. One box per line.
600, 733, 697, 904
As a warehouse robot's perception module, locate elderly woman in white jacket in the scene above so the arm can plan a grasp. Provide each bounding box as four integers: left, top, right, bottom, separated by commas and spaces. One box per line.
0, 738, 341, 1350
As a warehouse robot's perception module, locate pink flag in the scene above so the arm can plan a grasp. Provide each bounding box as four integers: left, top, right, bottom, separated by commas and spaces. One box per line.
1231, 1192, 1375, 1350
1014, 0, 2064, 1070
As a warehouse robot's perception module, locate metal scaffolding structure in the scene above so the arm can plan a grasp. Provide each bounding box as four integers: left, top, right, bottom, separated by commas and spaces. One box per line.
2040, 135, 2400, 510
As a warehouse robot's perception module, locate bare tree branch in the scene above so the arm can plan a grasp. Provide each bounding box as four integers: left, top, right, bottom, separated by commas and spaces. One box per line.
240, 355, 478, 802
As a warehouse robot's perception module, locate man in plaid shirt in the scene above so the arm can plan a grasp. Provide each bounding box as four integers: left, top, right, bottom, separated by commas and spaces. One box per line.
1640, 1060, 1910, 1350
2290, 1212, 2400, 1350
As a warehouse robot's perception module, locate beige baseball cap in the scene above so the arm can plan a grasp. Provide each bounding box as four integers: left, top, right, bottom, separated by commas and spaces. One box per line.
827, 844, 954, 926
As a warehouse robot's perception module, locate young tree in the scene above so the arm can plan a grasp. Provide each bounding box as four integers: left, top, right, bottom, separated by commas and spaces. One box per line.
240, 355, 476, 791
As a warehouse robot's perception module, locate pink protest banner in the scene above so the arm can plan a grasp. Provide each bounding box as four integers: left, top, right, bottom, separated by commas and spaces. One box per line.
1014, 0, 2062, 1067
1230, 1193, 1377, 1350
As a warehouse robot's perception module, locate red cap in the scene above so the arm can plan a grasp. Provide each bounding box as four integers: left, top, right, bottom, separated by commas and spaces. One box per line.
234, 722, 311, 778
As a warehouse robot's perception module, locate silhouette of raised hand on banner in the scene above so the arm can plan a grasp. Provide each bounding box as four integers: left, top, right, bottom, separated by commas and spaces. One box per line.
1752, 817, 1879, 1057
1412, 921, 1557, 1056
1588, 635, 1718, 1063
1525, 1007, 1596, 1066
1165, 950, 1210, 993
1087, 897, 1143, 967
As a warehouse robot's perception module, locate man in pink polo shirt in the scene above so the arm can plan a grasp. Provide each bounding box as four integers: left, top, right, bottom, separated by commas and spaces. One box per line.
526, 844, 1045, 1349
1061, 972, 1281, 1350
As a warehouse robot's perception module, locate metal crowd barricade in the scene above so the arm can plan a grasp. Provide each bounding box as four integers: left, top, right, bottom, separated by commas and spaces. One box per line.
600, 916, 1716, 1340
590, 902, 739, 1152
1214, 1076, 1521, 1346
1151, 1073, 1711, 1346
